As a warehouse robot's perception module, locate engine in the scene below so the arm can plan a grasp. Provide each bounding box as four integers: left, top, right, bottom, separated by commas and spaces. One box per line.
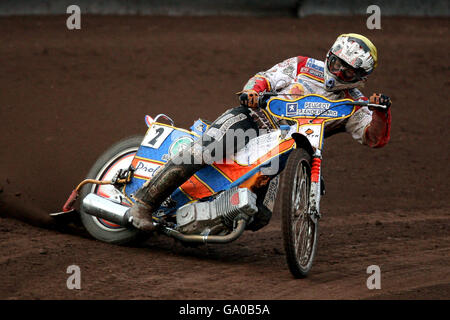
175, 187, 258, 235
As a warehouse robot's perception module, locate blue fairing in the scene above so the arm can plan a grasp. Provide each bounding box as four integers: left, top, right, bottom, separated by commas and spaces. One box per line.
267, 94, 355, 120
123, 117, 289, 216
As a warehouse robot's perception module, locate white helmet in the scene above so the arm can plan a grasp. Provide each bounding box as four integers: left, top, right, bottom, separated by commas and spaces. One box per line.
324, 33, 378, 91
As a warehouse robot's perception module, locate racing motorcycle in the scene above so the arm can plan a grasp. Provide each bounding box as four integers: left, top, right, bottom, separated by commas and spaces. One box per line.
54, 93, 386, 278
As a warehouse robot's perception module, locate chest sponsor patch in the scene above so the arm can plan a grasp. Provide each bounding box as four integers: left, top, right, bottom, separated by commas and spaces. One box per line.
305, 58, 325, 72
300, 66, 324, 79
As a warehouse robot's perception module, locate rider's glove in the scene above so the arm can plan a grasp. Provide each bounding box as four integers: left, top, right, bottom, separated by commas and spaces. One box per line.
238, 89, 259, 108
369, 93, 392, 110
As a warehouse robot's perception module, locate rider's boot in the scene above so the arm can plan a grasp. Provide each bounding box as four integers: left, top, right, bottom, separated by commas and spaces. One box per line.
128, 144, 205, 232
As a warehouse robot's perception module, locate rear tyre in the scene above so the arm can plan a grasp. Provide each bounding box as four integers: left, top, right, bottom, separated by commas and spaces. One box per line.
79, 136, 148, 245
279, 148, 318, 278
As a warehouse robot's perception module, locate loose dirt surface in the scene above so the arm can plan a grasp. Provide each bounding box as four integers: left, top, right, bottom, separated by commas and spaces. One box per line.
0, 15, 449, 300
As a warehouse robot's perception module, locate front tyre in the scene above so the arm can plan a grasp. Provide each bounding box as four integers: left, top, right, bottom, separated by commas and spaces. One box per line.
79, 136, 147, 245
279, 148, 318, 278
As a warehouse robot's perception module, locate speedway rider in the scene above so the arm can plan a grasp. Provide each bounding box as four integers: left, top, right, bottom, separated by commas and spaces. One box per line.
128, 33, 392, 231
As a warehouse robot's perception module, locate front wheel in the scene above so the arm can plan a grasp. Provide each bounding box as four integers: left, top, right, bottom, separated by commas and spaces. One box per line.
79, 136, 148, 245
279, 148, 319, 278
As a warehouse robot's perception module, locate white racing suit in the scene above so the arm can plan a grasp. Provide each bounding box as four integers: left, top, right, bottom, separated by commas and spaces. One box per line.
243, 56, 391, 147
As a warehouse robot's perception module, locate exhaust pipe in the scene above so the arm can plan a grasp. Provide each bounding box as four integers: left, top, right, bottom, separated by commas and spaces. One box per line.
81, 193, 131, 226
162, 218, 248, 244
81, 193, 249, 244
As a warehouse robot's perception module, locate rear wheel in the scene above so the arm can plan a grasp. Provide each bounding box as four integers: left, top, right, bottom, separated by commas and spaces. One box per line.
279, 148, 318, 278
79, 136, 148, 245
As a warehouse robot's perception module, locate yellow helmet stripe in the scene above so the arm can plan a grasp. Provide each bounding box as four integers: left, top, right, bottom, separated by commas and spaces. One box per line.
339, 33, 378, 68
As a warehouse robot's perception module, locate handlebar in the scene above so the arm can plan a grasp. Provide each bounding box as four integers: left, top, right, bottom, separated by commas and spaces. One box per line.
350, 100, 388, 110
257, 92, 388, 110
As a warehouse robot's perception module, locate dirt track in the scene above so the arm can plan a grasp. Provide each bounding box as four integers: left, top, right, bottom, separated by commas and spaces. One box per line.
0, 15, 449, 300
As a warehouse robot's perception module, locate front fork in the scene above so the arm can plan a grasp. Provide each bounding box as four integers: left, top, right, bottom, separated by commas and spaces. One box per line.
309, 149, 322, 223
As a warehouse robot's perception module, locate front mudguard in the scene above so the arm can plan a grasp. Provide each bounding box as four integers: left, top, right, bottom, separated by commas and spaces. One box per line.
291, 132, 325, 195
291, 132, 314, 156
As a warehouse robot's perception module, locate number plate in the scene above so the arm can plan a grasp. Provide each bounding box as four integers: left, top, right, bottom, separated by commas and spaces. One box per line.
141, 124, 174, 149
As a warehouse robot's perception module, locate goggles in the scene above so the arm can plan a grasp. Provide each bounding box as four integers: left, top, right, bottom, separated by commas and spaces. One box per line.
327, 54, 365, 83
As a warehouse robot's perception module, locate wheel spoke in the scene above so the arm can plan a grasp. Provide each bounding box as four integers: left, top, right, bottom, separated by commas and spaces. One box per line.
290, 161, 315, 268
282, 150, 318, 277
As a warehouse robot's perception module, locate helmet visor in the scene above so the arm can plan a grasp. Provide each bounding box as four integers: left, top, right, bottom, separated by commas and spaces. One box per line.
327, 54, 364, 83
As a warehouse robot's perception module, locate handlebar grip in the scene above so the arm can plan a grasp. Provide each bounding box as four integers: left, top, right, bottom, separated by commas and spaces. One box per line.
258, 92, 278, 108
367, 103, 388, 109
